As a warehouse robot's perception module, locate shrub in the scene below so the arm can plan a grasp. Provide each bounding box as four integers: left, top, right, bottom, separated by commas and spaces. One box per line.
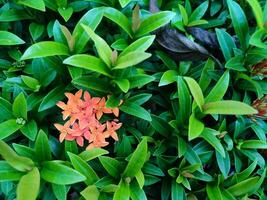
0, 0, 266, 199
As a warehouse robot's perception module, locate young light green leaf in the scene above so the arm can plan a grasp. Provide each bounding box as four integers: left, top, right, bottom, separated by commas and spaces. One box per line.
17, 0, 45, 11
179, 4, 188, 25
188, 112, 204, 140
0, 140, 34, 172
17, 167, 40, 200
114, 79, 130, 93
120, 35, 155, 57
247, 0, 264, 29
123, 138, 148, 177
81, 185, 100, 200
135, 11, 175, 37
119, 0, 131, 8
239, 140, 267, 149
205, 70, 230, 103
13, 93, 27, 120
184, 77, 205, 111
113, 179, 130, 200
63, 54, 111, 76
68, 152, 99, 185
188, 1, 209, 22
159, 70, 179, 86
79, 148, 109, 161
203, 101, 258, 115
21, 42, 69, 60
114, 52, 151, 69
40, 161, 86, 185
103, 7, 133, 37
81, 24, 113, 67
0, 31, 25, 45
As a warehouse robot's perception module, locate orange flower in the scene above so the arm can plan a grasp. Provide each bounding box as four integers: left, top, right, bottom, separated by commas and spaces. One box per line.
54, 90, 122, 149
104, 121, 122, 141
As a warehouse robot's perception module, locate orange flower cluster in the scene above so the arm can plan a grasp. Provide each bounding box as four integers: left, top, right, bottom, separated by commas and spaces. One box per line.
54, 90, 122, 149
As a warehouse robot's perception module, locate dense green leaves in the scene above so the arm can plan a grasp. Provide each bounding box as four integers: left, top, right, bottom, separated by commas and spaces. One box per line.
0, 120, 22, 140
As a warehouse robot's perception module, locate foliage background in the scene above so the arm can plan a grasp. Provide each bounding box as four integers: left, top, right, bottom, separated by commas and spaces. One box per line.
0, 0, 266, 199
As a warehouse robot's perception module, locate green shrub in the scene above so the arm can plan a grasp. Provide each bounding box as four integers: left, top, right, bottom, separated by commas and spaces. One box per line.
0, 0, 266, 199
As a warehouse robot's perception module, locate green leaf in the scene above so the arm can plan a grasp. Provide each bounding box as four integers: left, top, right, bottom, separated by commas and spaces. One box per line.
119, 0, 131, 8
0, 31, 25, 45
120, 35, 155, 57
227, 0, 249, 49
0, 141, 34, 172
247, 0, 264, 29
199, 58, 215, 92
130, 181, 147, 200
207, 184, 223, 200
58, 7, 73, 22
103, 7, 133, 37
179, 4, 188, 25
135, 170, 145, 188
40, 161, 86, 185
0, 161, 24, 182
113, 179, 130, 200
159, 70, 179, 86
20, 120, 38, 141
114, 79, 130, 93
21, 42, 69, 60
63, 54, 111, 76
81, 24, 113, 67
215, 29, 236, 60
79, 148, 109, 161
68, 152, 99, 185
216, 150, 230, 178
227, 176, 260, 197
205, 70, 230, 103
187, 19, 208, 26
17, 167, 40, 200
188, 1, 209, 22
151, 115, 173, 137
123, 138, 148, 177
177, 76, 191, 125
0, 119, 22, 140
239, 140, 267, 149
13, 93, 27, 120
188, 112, 204, 140
73, 8, 103, 53
29, 23, 45, 41
171, 181, 186, 200
203, 101, 258, 115
184, 77, 205, 111
99, 156, 122, 178
81, 185, 100, 200
38, 85, 65, 112
0, 97, 13, 121
35, 130, 52, 162
136, 11, 175, 37
52, 184, 67, 200
120, 102, 151, 121
72, 76, 110, 93
17, 0, 45, 11
114, 52, 151, 69
201, 128, 225, 157
225, 55, 247, 72
129, 74, 155, 89
21, 75, 40, 91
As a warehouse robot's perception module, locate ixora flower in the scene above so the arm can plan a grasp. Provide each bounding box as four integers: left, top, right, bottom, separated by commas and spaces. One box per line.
54, 90, 122, 149
251, 59, 267, 77
252, 95, 267, 120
